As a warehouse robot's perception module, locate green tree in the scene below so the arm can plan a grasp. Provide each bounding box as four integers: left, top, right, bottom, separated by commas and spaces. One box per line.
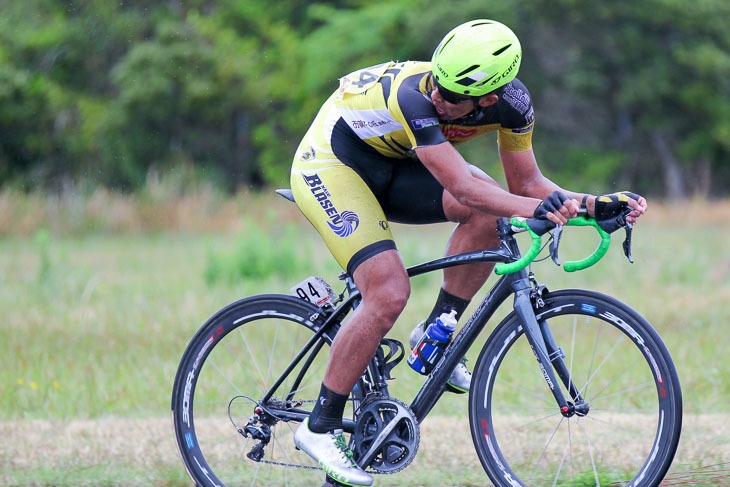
0, 0, 728, 196
0, 64, 57, 185
508, 0, 730, 197
102, 20, 234, 188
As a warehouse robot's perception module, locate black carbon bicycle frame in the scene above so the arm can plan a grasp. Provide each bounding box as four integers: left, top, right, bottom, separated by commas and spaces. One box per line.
259, 218, 576, 431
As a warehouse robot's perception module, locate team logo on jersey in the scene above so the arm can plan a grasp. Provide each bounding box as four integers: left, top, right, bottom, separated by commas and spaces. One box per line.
302, 173, 360, 238
441, 126, 478, 139
300, 146, 316, 161
511, 124, 534, 135
329, 210, 360, 237
411, 117, 440, 130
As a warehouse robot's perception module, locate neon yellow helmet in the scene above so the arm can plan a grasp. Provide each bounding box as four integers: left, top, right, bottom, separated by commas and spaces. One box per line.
431, 20, 522, 98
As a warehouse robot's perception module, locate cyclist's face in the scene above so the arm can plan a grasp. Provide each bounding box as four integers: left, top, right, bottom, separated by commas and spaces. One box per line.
430, 87, 476, 120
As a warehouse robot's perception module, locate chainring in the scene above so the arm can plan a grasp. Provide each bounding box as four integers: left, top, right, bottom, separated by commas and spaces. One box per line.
351, 396, 420, 474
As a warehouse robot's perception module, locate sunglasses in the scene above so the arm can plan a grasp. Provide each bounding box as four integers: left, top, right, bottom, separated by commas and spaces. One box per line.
433, 78, 476, 105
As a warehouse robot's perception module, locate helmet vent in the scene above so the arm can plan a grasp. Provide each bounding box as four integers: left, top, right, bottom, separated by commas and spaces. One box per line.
492, 44, 512, 56
438, 35, 455, 55
456, 65, 480, 77
471, 21, 493, 27
475, 73, 498, 87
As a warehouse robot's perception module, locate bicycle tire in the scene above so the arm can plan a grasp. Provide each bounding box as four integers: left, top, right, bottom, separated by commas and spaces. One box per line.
171, 294, 342, 487
469, 289, 682, 487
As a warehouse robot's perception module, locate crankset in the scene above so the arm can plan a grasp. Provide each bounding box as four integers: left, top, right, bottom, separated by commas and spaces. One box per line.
351, 397, 420, 474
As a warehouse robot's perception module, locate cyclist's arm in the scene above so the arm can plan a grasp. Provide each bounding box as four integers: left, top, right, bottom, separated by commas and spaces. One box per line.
415, 142, 568, 223
499, 147, 647, 223
499, 146, 589, 212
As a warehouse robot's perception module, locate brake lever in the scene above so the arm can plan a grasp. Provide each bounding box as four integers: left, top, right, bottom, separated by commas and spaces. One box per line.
623, 221, 634, 264
549, 225, 563, 266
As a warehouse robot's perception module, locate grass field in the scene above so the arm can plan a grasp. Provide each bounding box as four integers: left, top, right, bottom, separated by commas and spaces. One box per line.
1, 191, 729, 485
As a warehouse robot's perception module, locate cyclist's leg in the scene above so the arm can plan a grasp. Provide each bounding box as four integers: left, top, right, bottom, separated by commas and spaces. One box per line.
291, 160, 410, 394
439, 164, 502, 301
291, 161, 410, 394
324, 249, 410, 394
437, 171, 502, 392
291, 129, 409, 485
291, 103, 412, 396
377, 160, 499, 392
379, 161, 501, 307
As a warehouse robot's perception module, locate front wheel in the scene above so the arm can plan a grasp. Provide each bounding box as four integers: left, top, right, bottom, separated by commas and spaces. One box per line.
469, 289, 682, 487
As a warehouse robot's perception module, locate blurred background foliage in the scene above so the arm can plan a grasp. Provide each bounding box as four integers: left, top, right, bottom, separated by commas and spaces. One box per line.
0, 0, 728, 197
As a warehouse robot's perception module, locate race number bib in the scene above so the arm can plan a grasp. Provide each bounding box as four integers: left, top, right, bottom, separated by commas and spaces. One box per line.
336, 62, 392, 100
290, 276, 338, 307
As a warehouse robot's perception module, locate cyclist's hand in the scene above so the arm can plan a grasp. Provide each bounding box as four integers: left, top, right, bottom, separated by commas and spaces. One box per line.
533, 191, 579, 225
594, 191, 647, 225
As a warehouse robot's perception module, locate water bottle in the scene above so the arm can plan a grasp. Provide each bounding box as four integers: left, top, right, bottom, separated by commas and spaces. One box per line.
407, 309, 458, 375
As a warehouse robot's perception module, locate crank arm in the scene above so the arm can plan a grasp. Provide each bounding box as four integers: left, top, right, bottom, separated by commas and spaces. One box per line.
357, 406, 411, 468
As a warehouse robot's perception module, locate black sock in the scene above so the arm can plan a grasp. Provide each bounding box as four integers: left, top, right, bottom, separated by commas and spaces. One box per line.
425, 288, 471, 325
308, 383, 348, 433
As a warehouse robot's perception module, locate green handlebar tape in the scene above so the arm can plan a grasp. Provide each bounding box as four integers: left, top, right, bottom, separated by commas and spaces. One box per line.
495, 217, 542, 275
563, 217, 611, 272
494, 216, 611, 275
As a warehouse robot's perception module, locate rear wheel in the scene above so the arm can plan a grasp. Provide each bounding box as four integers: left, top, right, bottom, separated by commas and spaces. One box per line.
469, 289, 682, 487
171, 295, 348, 487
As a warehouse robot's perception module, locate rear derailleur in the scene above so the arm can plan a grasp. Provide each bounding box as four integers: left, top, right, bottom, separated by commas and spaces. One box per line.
229, 397, 276, 462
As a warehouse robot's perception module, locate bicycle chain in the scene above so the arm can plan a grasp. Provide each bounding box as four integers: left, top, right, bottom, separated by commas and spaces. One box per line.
246, 397, 390, 475
244, 397, 367, 473
255, 458, 321, 470
253, 458, 388, 475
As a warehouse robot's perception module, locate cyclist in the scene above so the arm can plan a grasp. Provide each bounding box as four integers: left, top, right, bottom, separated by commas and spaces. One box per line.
290, 19, 647, 486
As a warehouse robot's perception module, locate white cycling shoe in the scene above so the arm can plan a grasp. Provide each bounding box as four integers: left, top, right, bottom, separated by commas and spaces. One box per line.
294, 418, 373, 486
409, 321, 472, 394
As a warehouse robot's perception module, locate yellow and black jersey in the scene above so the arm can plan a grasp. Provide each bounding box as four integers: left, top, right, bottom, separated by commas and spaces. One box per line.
330, 60, 534, 158
290, 60, 536, 274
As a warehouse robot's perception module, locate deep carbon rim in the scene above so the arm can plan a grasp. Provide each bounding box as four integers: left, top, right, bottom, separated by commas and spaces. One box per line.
171, 295, 336, 487
470, 290, 681, 487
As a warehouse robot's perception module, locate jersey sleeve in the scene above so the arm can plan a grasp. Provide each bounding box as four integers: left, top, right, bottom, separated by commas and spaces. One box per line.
390, 74, 447, 149
496, 79, 535, 152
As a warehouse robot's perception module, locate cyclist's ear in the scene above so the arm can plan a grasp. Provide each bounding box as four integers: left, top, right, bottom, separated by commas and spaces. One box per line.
477, 94, 498, 108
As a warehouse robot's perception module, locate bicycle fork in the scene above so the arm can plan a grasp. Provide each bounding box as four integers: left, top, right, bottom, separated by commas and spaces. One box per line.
512, 278, 588, 417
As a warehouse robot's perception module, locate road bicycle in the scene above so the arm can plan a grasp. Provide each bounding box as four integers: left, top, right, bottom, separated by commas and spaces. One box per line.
171, 192, 682, 487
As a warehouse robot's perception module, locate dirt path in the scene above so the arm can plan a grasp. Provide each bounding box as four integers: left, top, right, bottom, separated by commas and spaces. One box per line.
2, 414, 728, 484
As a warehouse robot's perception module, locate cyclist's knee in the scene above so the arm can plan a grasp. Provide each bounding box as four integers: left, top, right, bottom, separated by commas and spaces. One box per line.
379, 281, 410, 321
446, 203, 500, 238
453, 205, 496, 226
353, 251, 410, 331
345, 283, 407, 338
364, 274, 410, 325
